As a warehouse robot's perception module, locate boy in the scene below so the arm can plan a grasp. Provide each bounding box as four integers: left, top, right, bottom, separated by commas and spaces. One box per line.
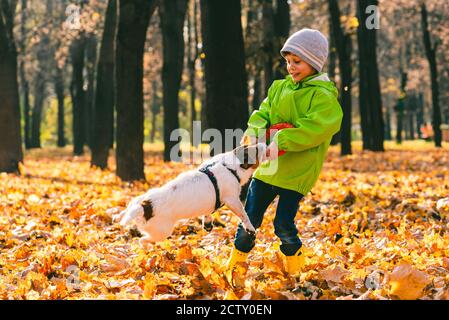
227, 28, 343, 279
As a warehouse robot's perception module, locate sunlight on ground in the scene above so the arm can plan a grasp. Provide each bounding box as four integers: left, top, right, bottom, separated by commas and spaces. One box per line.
1, 140, 447, 300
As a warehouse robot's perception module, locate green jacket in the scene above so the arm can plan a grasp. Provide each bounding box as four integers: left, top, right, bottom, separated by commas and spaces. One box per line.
244, 73, 343, 195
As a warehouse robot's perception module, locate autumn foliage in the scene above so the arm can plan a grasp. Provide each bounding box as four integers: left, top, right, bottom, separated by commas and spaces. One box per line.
1, 142, 449, 300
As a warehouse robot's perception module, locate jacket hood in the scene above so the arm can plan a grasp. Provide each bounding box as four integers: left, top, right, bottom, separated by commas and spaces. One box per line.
287, 73, 338, 98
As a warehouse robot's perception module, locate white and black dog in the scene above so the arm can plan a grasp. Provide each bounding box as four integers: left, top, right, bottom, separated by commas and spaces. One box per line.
113, 143, 267, 248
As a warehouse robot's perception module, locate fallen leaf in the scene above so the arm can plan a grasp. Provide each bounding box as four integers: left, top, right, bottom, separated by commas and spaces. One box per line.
143, 274, 157, 299
320, 265, 350, 283
388, 262, 430, 300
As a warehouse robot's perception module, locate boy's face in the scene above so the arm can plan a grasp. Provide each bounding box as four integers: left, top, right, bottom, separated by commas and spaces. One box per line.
284, 52, 317, 83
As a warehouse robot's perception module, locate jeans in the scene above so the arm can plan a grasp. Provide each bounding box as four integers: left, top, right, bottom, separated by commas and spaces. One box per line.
234, 178, 304, 256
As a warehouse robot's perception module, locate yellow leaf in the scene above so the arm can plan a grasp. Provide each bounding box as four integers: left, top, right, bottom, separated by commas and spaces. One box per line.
224, 289, 239, 300
143, 274, 157, 299
63, 229, 75, 247
388, 262, 430, 299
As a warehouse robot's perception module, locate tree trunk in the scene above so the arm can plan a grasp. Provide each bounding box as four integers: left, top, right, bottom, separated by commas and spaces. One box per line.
160, 0, 188, 162
198, 8, 208, 134
150, 80, 161, 144
421, 3, 442, 147
261, 0, 275, 95
53, 0, 67, 148
404, 110, 410, 140
273, 0, 290, 80
395, 99, 404, 144
55, 66, 66, 147
19, 0, 31, 149
91, 0, 117, 169
70, 35, 87, 155
187, 0, 199, 147
356, 0, 384, 152
384, 105, 392, 140
416, 93, 424, 139
21, 70, 31, 148
395, 71, 407, 144
200, 88, 207, 131
200, 0, 249, 154
328, 0, 352, 155
328, 13, 337, 82
116, 0, 157, 181
407, 93, 417, 140
85, 34, 98, 151
252, 71, 262, 111
328, 7, 339, 146
29, 15, 51, 149
260, 0, 290, 93
0, 0, 23, 173
408, 109, 415, 140
30, 77, 45, 148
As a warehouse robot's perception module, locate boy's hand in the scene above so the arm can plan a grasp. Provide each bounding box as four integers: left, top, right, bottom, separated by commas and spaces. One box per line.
266, 141, 279, 161
240, 135, 257, 146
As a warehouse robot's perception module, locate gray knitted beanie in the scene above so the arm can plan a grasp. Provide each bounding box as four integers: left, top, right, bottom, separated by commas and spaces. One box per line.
280, 28, 329, 72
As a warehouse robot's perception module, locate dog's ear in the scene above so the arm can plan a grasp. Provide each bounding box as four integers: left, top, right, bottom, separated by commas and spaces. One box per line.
240, 162, 253, 169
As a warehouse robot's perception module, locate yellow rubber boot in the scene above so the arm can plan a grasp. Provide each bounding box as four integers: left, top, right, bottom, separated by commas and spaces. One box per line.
226, 246, 249, 286
285, 247, 305, 276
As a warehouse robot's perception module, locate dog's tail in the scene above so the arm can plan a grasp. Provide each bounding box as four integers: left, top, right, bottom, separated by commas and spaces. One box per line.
119, 204, 144, 226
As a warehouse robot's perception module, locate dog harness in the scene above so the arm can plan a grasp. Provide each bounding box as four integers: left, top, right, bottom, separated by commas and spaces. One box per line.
199, 162, 241, 210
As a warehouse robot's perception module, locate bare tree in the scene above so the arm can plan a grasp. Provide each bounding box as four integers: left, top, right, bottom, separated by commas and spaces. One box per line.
91, 0, 117, 169
328, 0, 353, 155
18, 0, 31, 149
356, 0, 384, 151
115, 0, 158, 181
200, 0, 249, 154
159, 0, 188, 162
0, 0, 23, 173
421, 3, 442, 147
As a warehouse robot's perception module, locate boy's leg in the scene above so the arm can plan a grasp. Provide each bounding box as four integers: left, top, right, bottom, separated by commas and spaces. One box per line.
234, 178, 277, 253
273, 187, 304, 256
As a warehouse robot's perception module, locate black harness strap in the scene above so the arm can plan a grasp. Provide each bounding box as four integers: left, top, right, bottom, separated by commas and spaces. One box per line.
223, 164, 241, 184
199, 163, 222, 210
199, 162, 241, 211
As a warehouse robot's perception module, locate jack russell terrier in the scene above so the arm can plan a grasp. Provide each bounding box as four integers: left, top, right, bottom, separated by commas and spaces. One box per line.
113, 143, 267, 248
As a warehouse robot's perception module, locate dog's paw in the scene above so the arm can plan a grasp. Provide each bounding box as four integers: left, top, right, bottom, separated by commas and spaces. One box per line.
108, 208, 122, 222
139, 237, 153, 250
112, 213, 123, 223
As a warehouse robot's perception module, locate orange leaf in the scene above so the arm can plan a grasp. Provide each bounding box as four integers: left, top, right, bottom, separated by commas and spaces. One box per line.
143, 274, 157, 299
319, 265, 350, 283
388, 262, 430, 300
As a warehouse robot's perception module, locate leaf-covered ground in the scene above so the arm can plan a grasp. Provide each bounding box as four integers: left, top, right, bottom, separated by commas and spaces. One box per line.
1, 142, 449, 300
